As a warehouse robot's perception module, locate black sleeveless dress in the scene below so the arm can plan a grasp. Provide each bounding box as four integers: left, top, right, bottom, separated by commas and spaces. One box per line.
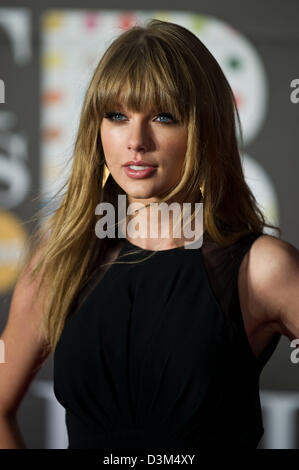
53, 231, 281, 449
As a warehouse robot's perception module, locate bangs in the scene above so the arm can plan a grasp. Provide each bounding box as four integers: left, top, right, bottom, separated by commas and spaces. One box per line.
97, 38, 191, 124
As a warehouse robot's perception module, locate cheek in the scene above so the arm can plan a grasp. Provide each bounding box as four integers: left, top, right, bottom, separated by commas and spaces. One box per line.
169, 137, 187, 165
100, 132, 117, 166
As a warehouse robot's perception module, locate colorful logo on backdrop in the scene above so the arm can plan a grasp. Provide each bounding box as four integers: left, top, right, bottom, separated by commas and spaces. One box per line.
0, 211, 27, 294
0, 8, 31, 293
40, 10, 279, 233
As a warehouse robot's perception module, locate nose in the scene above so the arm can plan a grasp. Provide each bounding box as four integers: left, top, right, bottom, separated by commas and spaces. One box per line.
127, 119, 150, 153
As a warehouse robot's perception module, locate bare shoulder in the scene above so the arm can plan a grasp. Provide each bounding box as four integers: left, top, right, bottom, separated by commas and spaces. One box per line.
248, 233, 298, 263
239, 233, 299, 338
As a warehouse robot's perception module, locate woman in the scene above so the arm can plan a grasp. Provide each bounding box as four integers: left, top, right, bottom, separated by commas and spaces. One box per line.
0, 19, 298, 450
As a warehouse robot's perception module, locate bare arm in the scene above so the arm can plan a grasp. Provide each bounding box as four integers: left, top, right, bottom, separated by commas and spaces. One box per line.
0, 247, 51, 448
246, 234, 299, 340
0, 414, 27, 449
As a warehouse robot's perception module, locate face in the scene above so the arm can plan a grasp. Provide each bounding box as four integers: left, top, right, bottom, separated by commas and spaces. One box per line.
100, 102, 188, 207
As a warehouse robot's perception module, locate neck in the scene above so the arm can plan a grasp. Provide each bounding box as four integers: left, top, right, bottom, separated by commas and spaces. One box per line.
124, 195, 203, 250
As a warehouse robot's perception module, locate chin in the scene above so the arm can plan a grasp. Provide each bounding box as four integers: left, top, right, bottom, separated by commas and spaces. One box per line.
126, 192, 157, 201
122, 183, 157, 198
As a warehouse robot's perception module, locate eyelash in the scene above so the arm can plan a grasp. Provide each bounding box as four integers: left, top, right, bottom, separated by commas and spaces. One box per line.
103, 112, 178, 124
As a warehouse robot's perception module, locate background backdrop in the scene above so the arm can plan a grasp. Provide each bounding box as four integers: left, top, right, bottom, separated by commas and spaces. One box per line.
0, 0, 298, 449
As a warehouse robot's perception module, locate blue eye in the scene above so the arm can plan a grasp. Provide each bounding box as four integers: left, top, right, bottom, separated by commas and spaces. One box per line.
156, 113, 175, 123
104, 112, 125, 121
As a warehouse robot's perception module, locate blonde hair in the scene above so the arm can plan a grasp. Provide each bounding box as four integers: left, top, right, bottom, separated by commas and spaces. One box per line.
20, 18, 281, 355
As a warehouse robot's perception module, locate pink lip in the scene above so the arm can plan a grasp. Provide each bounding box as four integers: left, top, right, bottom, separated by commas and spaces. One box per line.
123, 160, 157, 167
123, 165, 157, 179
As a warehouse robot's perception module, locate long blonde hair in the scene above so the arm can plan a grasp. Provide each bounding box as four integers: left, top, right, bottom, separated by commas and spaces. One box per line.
20, 18, 281, 355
